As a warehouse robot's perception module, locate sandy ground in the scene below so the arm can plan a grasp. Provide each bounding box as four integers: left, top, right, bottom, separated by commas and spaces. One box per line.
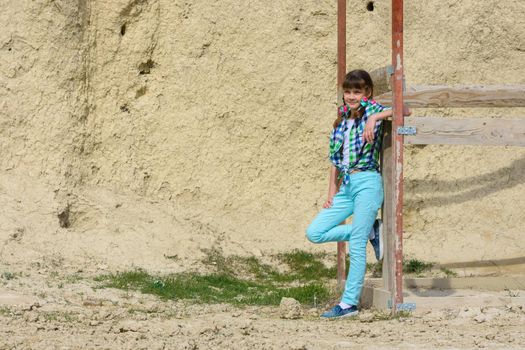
1, 270, 525, 350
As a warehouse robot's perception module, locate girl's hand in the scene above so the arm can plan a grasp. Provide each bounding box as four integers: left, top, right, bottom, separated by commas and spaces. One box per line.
323, 197, 334, 209
364, 115, 377, 143
403, 104, 412, 116
323, 189, 338, 209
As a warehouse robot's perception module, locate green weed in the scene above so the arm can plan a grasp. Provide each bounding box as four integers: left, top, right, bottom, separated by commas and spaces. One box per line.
366, 262, 382, 278
41, 311, 77, 323
1, 272, 16, 280
0, 306, 11, 316
367, 258, 436, 277
65, 274, 83, 283
371, 309, 392, 321
403, 259, 434, 275
370, 309, 412, 321
439, 267, 458, 278
504, 288, 520, 297
394, 310, 412, 319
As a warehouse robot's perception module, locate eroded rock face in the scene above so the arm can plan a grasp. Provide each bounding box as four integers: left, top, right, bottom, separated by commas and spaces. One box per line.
1, 0, 524, 272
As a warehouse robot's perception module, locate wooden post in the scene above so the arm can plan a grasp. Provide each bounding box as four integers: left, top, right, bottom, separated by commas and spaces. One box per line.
381, 121, 396, 306
391, 0, 405, 312
336, 0, 347, 288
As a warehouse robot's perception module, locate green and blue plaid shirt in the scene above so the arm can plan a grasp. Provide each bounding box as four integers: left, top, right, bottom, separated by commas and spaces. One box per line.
329, 98, 390, 185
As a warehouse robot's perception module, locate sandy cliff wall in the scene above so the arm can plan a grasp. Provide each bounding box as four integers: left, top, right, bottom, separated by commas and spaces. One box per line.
1, 0, 87, 182
1, 0, 524, 273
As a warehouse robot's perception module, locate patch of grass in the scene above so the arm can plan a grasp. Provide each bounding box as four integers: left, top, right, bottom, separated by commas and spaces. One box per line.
1, 272, 16, 280
394, 310, 412, 319
367, 258, 436, 278
371, 310, 393, 321
41, 311, 77, 323
276, 250, 337, 282
95, 249, 341, 306
202, 248, 337, 283
370, 309, 413, 321
505, 288, 520, 297
238, 256, 281, 281
366, 261, 382, 278
65, 274, 83, 284
439, 267, 458, 278
403, 259, 434, 275
202, 248, 280, 280
96, 269, 331, 306
0, 306, 11, 316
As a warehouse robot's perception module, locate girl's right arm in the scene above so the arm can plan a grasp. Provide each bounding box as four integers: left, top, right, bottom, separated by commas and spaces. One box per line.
323, 165, 340, 209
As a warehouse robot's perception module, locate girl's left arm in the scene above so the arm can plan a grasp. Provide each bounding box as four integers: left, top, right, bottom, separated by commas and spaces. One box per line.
363, 106, 411, 143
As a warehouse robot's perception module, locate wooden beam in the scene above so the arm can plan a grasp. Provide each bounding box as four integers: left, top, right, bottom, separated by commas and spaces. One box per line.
376, 85, 525, 108
380, 121, 396, 307
369, 66, 392, 97
402, 117, 525, 146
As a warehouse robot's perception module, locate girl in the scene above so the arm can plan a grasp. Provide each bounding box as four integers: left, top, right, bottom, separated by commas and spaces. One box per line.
306, 69, 407, 318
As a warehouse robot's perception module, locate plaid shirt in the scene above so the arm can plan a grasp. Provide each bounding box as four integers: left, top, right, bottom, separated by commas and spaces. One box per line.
329, 98, 390, 185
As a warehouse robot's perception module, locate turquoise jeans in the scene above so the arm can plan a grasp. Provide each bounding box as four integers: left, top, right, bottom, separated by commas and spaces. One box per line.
306, 171, 384, 305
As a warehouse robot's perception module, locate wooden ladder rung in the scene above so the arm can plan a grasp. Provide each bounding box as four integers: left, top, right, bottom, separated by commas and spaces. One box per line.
376, 85, 525, 108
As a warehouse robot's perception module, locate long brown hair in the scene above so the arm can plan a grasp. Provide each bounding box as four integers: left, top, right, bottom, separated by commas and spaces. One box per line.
332, 70, 374, 128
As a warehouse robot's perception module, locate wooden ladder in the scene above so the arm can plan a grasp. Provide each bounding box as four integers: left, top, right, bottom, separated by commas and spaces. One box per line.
336, 0, 525, 314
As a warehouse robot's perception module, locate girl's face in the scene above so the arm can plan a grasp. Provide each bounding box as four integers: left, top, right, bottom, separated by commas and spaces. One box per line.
343, 87, 371, 110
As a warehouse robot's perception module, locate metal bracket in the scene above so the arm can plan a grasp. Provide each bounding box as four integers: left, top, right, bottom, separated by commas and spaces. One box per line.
396, 303, 417, 312
397, 126, 417, 136
387, 300, 416, 311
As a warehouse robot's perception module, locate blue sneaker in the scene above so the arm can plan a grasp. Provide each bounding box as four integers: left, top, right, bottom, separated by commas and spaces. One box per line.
369, 219, 383, 261
320, 305, 359, 319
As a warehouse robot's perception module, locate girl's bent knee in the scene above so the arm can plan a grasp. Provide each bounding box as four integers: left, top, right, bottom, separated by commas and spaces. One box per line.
305, 226, 323, 244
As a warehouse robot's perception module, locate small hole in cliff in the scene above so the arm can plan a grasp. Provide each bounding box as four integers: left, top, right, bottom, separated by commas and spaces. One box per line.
58, 205, 71, 228
135, 86, 147, 98
138, 59, 155, 75
367, 1, 374, 11
120, 23, 127, 36
120, 104, 129, 113
8, 48, 12, 51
